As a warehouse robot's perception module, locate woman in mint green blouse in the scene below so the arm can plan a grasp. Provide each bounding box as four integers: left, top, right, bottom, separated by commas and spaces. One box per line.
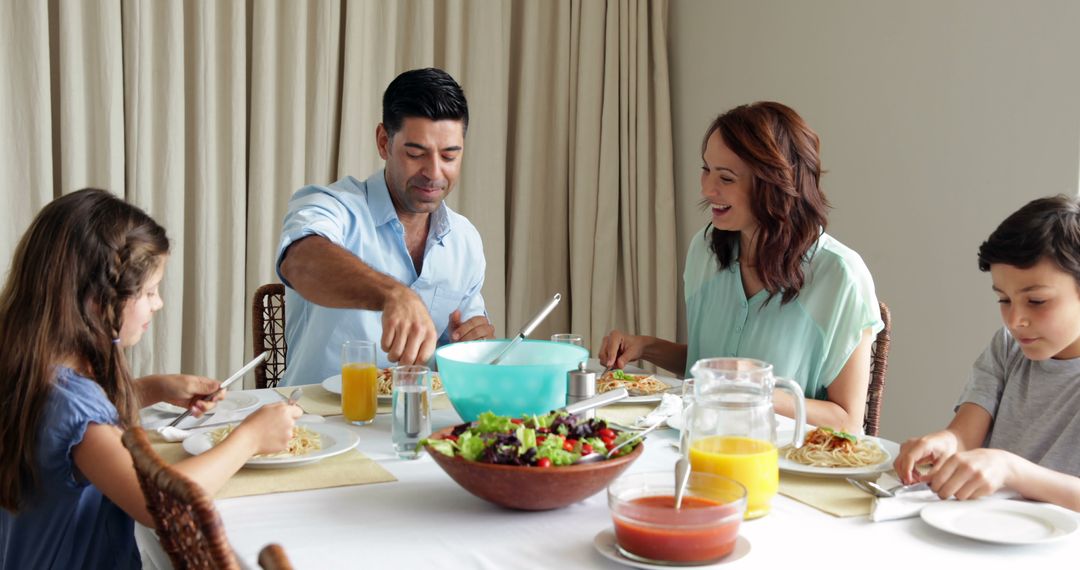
599, 102, 883, 433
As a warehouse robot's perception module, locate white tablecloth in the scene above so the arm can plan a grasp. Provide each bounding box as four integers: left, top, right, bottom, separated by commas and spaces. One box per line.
138, 390, 1080, 568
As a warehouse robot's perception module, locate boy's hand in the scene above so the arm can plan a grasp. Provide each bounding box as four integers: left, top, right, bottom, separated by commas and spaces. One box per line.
926, 448, 1017, 500
893, 430, 960, 484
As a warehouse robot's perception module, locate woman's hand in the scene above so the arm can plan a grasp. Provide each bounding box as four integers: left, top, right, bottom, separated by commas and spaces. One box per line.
138, 374, 224, 416
598, 331, 650, 370
234, 402, 303, 456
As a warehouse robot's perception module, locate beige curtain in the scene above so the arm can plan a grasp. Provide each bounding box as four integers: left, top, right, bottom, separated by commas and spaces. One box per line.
0, 0, 676, 384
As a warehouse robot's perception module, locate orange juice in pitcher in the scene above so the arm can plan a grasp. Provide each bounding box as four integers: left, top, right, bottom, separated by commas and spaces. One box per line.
689, 435, 778, 519
684, 358, 805, 519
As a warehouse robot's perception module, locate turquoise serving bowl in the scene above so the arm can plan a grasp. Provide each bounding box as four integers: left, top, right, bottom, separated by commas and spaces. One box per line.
435, 340, 589, 422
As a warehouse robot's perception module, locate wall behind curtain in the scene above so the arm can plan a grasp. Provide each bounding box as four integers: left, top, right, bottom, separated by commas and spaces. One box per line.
0, 0, 676, 383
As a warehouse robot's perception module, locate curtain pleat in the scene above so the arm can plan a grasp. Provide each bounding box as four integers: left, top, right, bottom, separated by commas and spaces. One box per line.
0, 0, 54, 256
0, 0, 675, 383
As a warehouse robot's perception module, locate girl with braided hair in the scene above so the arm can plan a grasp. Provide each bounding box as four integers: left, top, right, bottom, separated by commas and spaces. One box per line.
0, 189, 302, 569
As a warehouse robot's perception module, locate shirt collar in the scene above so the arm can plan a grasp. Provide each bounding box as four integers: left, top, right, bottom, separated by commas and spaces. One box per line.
367, 169, 453, 242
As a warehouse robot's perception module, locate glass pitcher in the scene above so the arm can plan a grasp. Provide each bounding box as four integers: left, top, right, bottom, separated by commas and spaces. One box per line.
685, 357, 806, 519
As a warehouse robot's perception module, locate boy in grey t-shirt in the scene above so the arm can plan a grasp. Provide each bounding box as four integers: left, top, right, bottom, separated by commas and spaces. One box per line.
894, 195, 1080, 512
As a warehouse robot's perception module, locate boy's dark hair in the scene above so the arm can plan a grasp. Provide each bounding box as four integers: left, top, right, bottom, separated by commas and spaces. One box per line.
978, 194, 1080, 283
382, 67, 469, 138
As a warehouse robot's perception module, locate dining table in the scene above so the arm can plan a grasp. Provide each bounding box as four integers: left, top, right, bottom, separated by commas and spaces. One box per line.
137, 388, 1080, 569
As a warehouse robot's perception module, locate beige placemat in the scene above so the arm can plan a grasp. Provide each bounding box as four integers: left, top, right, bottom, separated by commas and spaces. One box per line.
778, 473, 873, 517
596, 404, 656, 426
275, 386, 454, 416
150, 436, 396, 499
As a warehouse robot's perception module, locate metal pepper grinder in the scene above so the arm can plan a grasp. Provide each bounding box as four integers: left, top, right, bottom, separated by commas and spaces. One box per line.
566, 361, 597, 419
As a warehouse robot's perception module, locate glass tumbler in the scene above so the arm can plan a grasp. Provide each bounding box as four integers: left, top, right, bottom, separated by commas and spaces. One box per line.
391, 365, 431, 459
551, 333, 584, 347
341, 340, 377, 425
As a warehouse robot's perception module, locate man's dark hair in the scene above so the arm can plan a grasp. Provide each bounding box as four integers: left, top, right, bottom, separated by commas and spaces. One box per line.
978, 194, 1080, 284
382, 67, 469, 138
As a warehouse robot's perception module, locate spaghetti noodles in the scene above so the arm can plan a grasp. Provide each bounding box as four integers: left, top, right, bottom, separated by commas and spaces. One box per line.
781, 427, 887, 468
210, 424, 322, 458
597, 369, 670, 396
376, 368, 443, 396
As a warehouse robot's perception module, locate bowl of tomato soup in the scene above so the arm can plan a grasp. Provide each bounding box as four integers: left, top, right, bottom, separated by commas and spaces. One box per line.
607, 471, 746, 565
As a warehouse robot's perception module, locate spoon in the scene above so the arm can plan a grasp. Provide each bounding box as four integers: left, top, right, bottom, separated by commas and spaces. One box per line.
577, 419, 664, 464
561, 388, 629, 415
488, 294, 561, 365
673, 428, 691, 509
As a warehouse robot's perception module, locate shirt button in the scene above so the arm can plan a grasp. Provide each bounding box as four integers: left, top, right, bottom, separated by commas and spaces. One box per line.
735, 326, 743, 333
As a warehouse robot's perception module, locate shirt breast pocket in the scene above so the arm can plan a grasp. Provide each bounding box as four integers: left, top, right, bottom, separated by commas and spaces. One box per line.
430, 286, 466, 337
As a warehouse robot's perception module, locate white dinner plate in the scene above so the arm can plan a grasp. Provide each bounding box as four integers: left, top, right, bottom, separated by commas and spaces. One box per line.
150, 391, 260, 416
920, 500, 1079, 545
774, 428, 899, 477
610, 375, 683, 404
592, 529, 750, 568
320, 373, 446, 401
181, 421, 359, 469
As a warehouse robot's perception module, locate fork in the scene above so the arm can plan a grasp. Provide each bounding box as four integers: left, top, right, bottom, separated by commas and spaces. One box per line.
846, 477, 929, 498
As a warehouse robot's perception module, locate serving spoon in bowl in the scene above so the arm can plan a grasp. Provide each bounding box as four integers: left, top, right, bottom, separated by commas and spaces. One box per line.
577, 419, 664, 464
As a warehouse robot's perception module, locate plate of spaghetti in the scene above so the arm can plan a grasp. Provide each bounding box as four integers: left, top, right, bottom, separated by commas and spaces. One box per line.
321, 368, 445, 401
777, 426, 898, 477
597, 369, 681, 402
181, 421, 360, 469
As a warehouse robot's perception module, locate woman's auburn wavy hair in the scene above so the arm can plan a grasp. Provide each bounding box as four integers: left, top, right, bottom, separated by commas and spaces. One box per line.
0, 188, 169, 513
704, 101, 830, 305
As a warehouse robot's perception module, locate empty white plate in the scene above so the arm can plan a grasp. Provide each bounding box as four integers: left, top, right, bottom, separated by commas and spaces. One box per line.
920, 500, 1079, 544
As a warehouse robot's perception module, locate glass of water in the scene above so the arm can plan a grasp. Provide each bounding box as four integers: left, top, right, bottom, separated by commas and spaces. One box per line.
551, 333, 584, 347
391, 365, 431, 459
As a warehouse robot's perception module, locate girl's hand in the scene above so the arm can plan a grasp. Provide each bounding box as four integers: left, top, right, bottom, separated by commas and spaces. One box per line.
142, 374, 224, 416
235, 403, 303, 456
926, 448, 1017, 500
598, 331, 650, 370
893, 430, 960, 485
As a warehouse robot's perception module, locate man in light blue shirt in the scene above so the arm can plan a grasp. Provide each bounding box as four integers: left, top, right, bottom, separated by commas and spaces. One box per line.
277, 68, 494, 385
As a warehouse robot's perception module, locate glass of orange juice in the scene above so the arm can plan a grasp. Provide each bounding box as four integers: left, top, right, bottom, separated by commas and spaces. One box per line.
341, 340, 377, 425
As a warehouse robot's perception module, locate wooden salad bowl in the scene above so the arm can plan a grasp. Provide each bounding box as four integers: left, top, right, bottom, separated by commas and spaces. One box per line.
424, 426, 644, 511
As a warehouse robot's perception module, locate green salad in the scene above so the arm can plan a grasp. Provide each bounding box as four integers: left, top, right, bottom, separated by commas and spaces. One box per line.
420, 411, 641, 467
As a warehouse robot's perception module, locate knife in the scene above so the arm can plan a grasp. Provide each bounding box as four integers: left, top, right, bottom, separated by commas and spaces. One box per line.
167, 351, 270, 427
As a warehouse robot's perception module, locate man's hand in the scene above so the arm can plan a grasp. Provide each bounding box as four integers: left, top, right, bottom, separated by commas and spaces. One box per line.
449, 310, 495, 342
381, 286, 437, 364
